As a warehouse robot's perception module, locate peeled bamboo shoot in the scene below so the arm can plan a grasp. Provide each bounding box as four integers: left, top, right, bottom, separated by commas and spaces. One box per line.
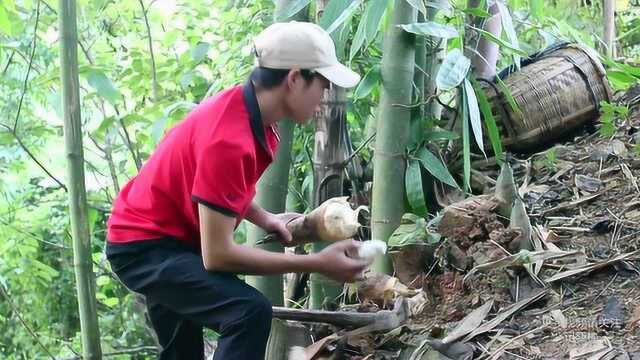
260, 197, 365, 246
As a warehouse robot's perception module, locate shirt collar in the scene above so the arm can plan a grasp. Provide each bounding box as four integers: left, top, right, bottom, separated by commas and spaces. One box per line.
242, 80, 270, 154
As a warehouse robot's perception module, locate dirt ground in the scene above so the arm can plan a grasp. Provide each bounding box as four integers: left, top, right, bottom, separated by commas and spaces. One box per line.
296, 88, 640, 360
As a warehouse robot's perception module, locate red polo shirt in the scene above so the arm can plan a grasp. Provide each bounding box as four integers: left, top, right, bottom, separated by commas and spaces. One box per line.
106, 82, 279, 250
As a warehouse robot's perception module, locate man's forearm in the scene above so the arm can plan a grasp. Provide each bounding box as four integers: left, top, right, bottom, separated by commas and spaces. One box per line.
209, 243, 322, 275
244, 201, 272, 229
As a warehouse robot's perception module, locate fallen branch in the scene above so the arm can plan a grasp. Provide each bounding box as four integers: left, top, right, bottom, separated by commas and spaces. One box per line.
272, 297, 407, 331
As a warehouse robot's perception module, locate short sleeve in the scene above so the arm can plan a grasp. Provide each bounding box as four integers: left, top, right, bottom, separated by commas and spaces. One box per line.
191, 141, 253, 217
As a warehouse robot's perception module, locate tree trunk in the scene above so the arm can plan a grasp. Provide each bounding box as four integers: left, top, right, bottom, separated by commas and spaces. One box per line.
310, 87, 349, 309
307, 0, 351, 310
371, 2, 417, 274
425, 7, 444, 120
412, 12, 426, 138
59, 0, 102, 358
245, 120, 294, 304
603, 0, 616, 58
467, 0, 502, 79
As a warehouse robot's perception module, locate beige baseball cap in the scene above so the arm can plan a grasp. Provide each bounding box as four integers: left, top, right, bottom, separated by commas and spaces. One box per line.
253, 21, 361, 88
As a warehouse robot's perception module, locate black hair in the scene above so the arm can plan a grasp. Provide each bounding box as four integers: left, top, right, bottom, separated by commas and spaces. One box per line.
249, 67, 316, 89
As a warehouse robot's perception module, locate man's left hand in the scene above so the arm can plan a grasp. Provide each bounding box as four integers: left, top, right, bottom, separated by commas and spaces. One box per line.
265, 212, 303, 245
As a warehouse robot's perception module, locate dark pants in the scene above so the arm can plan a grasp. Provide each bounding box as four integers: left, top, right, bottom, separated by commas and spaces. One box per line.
106, 238, 272, 360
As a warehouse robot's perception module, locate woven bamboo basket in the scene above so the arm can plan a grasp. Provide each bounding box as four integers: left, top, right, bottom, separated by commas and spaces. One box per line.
483, 43, 613, 152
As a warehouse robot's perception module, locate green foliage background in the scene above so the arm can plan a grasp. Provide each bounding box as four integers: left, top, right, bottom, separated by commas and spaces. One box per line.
0, 0, 638, 357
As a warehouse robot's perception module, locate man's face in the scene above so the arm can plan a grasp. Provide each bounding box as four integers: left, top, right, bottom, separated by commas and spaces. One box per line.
285, 72, 330, 124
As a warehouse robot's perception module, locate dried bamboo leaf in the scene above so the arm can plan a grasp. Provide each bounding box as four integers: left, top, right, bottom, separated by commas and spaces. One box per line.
488, 325, 548, 360
550, 309, 568, 328
464, 250, 583, 281
569, 338, 611, 359
542, 192, 603, 215
463, 289, 548, 342
299, 333, 340, 360
545, 251, 639, 283
442, 299, 494, 344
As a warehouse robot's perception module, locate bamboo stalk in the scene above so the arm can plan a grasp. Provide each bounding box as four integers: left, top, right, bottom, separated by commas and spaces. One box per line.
371, 0, 417, 274
59, 0, 102, 358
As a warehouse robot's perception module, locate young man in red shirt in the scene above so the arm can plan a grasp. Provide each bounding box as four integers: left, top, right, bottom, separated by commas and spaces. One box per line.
106, 21, 369, 359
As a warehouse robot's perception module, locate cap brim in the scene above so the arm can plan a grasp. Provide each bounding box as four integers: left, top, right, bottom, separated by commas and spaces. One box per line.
315, 63, 361, 88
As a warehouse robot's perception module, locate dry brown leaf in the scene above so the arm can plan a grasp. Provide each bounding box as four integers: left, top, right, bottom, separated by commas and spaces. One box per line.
575, 174, 603, 193
627, 305, 640, 330
463, 289, 548, 342
544, 250, 639, 283
294, 333, 339, 360
442, 299, 494, 344
568, 338, 611, 359
550, 309, 568, 328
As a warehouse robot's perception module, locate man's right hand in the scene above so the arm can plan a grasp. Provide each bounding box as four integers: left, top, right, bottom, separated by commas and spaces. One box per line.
315, 240, 372, 283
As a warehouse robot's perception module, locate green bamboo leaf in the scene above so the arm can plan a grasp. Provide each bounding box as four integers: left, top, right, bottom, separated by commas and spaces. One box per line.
530, 0, 543, 20
464, 78, 485, 157
468, 25, 527, 56
349, 0, 387, 60
496, 1, 521, 67
471, 77, 503, 162
103, 297, 120, 308
607, 70, 637, 90
425, 0, 452, 13
436, 49, 470, 91
191, 42, 210, 62
495, 76, 523, 119
603, 59, 640, 78
406, 159, 427, 217
405, 0, 427, 16
3, 0, 16, 12
32, 259, 59, 281
508, 0, 523, 9
96, 275, 110, 287
423, 129, 459, 141
333, 17, 352, 59
275, 0, 311, 21
87, 207, 98, 235
0, 5, 11, 35
354, 65, 380, 99
86, 70, 120, 105
462, 92, 471, 192
415, 147, 459, 189
462, 7, 491, 17
388, 214, 441, 248
398, 22, 459, 38
320, 0, 361, 34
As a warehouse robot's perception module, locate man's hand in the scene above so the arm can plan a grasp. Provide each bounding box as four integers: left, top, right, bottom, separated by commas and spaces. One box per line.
264, 212, 303, 245
315, 239, 371, 283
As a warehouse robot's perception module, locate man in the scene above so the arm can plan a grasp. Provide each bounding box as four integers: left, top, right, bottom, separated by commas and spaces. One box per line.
106, 21, 369, 360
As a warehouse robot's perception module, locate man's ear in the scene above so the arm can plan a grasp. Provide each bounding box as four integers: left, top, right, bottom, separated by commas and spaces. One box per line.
285, 69, 301, 90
